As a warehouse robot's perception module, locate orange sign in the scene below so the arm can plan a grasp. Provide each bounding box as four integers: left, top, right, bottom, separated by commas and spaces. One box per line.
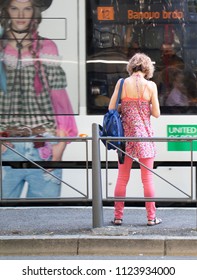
128, 9, 184, 20
97, 7, 114, 21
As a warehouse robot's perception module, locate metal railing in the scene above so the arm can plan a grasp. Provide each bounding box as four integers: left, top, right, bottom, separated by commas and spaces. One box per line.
92, 123, 197, 227
0, 136, 91, 201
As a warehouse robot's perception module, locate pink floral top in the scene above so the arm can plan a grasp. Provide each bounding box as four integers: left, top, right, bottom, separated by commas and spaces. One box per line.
121, 97, 156, 158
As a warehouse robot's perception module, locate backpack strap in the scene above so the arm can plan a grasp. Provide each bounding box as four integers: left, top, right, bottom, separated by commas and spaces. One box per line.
115, 78, 124, 110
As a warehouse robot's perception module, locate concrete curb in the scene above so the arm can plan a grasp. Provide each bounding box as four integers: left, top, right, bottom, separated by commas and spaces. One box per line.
1, 235, 197, 256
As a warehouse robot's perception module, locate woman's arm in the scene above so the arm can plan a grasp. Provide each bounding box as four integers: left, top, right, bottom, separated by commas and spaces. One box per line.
150, 81, 160, 118
50, 89, 78, 161
108, 79, 122, 110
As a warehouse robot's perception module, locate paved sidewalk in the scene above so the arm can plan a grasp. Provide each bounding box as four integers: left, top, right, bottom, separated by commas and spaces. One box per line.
0, 206, 197, 256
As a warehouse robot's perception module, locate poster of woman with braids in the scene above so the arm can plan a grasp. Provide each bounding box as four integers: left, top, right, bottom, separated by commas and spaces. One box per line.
0, 0, 78, 198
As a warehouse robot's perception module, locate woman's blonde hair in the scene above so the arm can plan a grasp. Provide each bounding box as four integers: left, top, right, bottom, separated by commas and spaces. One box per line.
127, 53, 155, 79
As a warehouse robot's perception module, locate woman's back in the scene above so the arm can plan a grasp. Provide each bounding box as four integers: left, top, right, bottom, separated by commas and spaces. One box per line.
121, 75, 152, 101
121, 75, 156, 158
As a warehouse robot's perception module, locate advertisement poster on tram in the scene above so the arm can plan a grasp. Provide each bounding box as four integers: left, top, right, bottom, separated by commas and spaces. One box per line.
0, 0, 79, 199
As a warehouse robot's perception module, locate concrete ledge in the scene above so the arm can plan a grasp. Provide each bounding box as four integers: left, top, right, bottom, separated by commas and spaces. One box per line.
78, 238, 164, 255
165, 238, 197, 256
0, 236, 79, 256
1, 235, 197, 256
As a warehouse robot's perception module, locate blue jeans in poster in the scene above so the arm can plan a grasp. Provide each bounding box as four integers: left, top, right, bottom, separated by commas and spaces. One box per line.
1, 135, 62, 198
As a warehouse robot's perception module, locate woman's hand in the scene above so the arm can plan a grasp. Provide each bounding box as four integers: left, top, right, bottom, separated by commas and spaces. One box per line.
51, 142, 67, 162
47, 129, 67, 171
52, 129, 68, 161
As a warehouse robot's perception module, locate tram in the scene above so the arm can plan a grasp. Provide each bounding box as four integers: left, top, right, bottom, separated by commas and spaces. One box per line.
1, 0, 197, 205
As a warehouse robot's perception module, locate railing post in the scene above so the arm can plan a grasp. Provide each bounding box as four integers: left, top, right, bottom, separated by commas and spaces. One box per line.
92, 123, 104, 228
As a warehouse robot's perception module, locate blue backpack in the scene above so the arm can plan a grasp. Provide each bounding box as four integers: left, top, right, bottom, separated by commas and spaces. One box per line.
99, 78, 125, 164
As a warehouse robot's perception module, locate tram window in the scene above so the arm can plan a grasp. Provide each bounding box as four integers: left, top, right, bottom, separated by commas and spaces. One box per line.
86, 0, 197, 115
184, 24, 197, 45
188, 1, 197, 13
143, 26, 164, 49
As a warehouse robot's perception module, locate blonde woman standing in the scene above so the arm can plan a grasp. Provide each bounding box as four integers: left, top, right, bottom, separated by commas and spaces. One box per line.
109, 53, 161, 226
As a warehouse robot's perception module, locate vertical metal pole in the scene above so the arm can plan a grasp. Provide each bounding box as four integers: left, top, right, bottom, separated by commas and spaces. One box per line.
92, 123, 104, 228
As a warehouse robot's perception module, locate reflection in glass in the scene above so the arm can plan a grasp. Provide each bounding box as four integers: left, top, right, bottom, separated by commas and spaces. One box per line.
86, 0, 197, 114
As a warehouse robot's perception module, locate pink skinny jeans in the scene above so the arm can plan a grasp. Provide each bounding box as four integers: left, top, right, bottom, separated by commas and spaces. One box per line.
114, 155, 156, 220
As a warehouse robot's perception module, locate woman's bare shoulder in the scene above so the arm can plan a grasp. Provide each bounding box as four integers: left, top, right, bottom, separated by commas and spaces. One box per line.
147, 80, 157, 90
